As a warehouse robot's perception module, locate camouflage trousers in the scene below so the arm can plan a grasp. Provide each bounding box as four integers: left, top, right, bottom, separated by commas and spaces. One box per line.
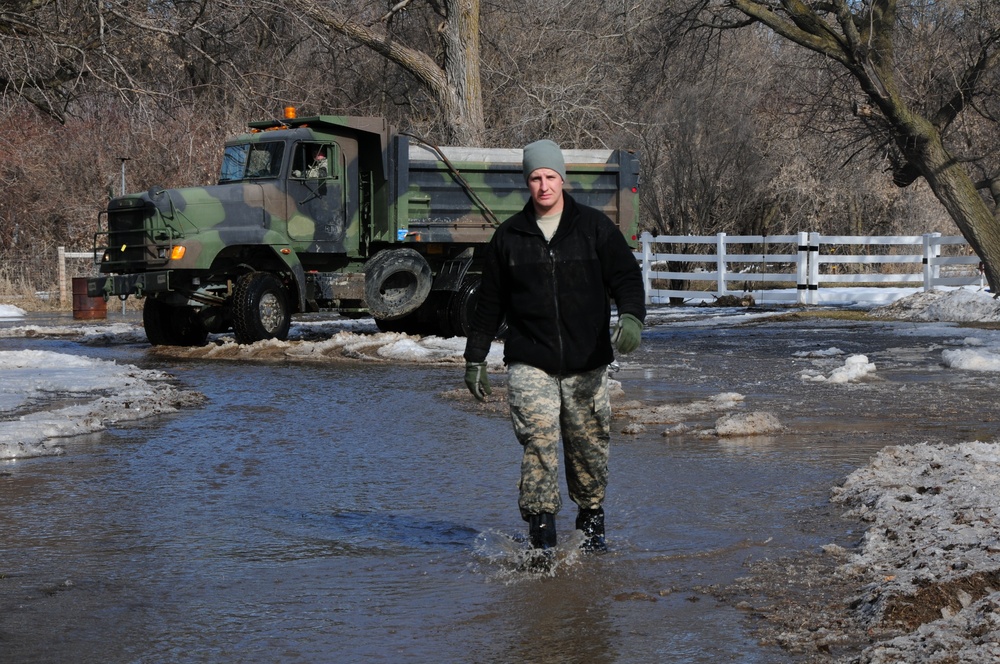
507, 363, 611, 519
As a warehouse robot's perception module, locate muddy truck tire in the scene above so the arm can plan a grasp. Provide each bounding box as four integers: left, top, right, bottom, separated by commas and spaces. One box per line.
232, 272, 292, 344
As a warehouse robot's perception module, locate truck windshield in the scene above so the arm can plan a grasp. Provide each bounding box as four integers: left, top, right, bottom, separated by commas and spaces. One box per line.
219, 142, 285, 182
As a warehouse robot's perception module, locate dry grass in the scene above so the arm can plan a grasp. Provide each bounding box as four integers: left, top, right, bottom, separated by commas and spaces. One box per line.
0, 274, 65, 312
0, 269, 142, 313
753, 309, 877, 323
954, 320, 1000, 330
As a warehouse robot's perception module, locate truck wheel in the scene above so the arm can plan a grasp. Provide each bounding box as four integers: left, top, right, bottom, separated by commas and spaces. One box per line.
143, 298, 208, 346
364, 248, 433, 320
448, 275, 508, 339
448, 276, 481, 338
232, 272, 291, 344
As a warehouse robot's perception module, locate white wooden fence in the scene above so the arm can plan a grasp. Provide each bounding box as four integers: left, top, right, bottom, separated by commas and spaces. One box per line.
61, 234, 986, 310
637, 232, 985, 305
57, 246, 100, 306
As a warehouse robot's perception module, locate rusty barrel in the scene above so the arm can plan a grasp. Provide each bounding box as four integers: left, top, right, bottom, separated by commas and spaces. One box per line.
72, 277, 107, 320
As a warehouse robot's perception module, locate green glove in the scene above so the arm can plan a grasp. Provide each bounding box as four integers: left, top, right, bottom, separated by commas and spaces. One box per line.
464, 361, 492, 401
611, 313, 643, 354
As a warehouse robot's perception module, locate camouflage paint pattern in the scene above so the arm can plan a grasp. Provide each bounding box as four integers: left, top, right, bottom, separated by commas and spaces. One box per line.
87, 114, 640, 336
401, 146, 641, 246
507, 363, 612, 519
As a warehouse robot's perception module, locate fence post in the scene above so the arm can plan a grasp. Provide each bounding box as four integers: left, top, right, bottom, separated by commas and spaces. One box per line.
796, 231, 808, 305
808, 232, 820, 305
922, 232, 941, 291
716, 233, 727, 296
641, 232, 653, 305
922, 234, 932, 291
58, 246, 68, 307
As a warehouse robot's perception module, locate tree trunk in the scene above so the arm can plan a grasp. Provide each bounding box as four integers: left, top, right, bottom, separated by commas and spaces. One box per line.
440, 0, 485, 145
904, 118, 1000, 292
287, 0, 485, 146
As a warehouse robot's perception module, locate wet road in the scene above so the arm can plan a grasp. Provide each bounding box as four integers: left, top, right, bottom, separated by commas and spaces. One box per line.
1, 310, 998, 663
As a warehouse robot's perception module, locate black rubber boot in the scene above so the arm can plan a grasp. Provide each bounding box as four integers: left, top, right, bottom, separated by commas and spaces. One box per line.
528, 513, 557, 550
576, 507, 607, 553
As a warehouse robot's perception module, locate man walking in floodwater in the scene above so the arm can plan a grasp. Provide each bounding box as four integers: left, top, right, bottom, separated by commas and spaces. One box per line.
463, 139, 646, 553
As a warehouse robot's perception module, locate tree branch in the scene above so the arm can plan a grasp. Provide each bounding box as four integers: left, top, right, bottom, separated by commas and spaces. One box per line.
932, 36, 1000, 132
378, 0, 418, 25
284, 0, 448, 95
729, 0, 849, 64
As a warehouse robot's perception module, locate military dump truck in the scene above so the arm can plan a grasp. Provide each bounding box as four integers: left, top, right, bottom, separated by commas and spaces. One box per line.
88, 110, 641, 345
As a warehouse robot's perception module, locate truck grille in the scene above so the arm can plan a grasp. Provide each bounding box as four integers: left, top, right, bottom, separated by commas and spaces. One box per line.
97, 207, 167, 272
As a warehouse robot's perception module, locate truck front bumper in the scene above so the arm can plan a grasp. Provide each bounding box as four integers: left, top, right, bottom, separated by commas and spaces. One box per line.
87, 271, 172, 298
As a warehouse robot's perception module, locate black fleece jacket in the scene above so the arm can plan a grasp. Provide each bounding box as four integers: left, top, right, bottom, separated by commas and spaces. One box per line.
463, 192, 646, 375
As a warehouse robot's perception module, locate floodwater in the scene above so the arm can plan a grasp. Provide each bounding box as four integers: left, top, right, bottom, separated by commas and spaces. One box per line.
2, 309, 999, 663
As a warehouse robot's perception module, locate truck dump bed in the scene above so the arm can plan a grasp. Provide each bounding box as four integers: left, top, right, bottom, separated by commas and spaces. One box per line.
396, 141, 641, 246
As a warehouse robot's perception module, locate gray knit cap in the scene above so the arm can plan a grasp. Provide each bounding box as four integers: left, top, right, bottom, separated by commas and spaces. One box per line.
522, 139, 566, 183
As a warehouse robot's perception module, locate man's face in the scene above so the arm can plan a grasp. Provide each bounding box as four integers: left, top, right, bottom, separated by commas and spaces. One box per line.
527, 168, 564, 215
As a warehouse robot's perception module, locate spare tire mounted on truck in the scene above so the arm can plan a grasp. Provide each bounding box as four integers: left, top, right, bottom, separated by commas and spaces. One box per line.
363, 248, 433, 321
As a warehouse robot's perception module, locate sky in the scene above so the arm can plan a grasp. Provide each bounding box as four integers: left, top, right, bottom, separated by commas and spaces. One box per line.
3, 286, 1000, 461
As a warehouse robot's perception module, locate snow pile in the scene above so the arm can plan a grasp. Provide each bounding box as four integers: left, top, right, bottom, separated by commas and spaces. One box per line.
714, 411, 784, 437
153, 328, 506, 367
0, 304, 26, 320
614, 393, 752, 437
941, 347, 1000, 372
615, 392, 745, 426
800, 354, 876, 383
870, 288, 1000, 322
792, 347, 844, 358
0, 349, 204, 459
0, 321, 146, 344
831, 441, 1000, 661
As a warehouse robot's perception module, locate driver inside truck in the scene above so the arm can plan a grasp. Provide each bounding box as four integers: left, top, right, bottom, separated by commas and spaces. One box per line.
292, 144, 328, 179
306, 152, 328, 179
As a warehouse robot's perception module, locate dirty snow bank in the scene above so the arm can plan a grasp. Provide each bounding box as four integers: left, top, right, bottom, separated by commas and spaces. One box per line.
0, 320, 147, 344
612, 393, 786, 439
0, 350, 205, 459
831, 441, 1000, 663
870, 288, 1000, 322
615, 392, 746, 425
714, 411, 784, 437
149, 326, 507, 367
856, 594, 1000, 664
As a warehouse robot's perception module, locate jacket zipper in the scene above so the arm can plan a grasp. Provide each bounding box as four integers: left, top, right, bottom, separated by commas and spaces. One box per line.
548, 245, 565, 373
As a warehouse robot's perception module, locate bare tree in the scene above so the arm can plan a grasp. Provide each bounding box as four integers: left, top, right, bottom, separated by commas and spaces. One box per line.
626, 21, 782, 238
675, 0, 1000, 292
0, 1, 260, 120
0, 0, 109, 121
479, 0, 653, 148
281, 0, 484, 144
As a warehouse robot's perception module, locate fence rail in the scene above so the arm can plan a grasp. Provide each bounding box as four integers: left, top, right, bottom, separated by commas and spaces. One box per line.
637, 232, 985, 306
59, 234, 985, 310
